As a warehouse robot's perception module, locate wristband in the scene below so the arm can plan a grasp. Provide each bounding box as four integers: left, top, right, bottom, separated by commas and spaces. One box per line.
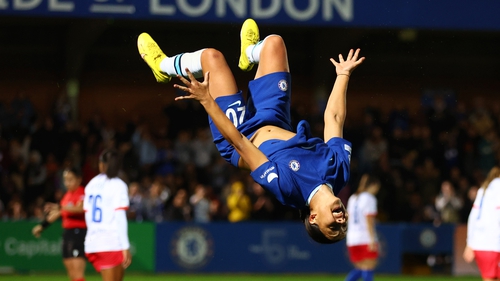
41, 219, 51, 230
337, 74, 350, 77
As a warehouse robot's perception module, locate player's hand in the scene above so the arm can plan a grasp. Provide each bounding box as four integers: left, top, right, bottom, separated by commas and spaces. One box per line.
32, 225, 43, 238
463, 246, 475, 263
368, 241, 378, 252
330, 48, 365, 76
46, 210, 61, 222
174, 69, 212, 105
122, 249, 132, 269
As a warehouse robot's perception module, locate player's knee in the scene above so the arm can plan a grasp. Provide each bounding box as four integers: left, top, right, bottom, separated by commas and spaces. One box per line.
262, 35, 286, 53
201, 48, 226, 64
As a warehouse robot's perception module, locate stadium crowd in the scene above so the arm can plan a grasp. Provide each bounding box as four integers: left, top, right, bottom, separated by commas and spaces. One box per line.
0, 90, 497, 225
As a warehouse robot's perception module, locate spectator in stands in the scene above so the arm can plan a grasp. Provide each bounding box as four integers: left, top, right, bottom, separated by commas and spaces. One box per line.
165, 189, 191, 221
143, 181, 168, 223
128, 182, 144, 221
477, 130, 499, 176
250, 182, 275, 221
132, 125, 157, 175
359, 126, 387, 174
226, 181, 251, 223
191, 128, 217, 183
460, 185, 478, 223
435, 180, 463, 224
7, 198, 27, 221
30, 117, 57, 161
23, 150, 47, 206
189, 183, 211, 223
416, 157, 441, 206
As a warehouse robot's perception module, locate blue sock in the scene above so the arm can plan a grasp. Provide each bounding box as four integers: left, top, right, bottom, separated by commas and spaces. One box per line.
345, 269, 362, 281
361, 270, 374, 281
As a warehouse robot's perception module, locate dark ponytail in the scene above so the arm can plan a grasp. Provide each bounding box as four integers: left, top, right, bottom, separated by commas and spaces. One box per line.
99, 149, 122, 179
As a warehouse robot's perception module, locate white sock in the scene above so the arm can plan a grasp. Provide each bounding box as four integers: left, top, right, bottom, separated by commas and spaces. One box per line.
159, 49, 205, 78
245, 38, 265, 64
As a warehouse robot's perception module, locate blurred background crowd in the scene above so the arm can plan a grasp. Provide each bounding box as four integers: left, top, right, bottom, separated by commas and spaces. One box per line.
0, 86, 496, 226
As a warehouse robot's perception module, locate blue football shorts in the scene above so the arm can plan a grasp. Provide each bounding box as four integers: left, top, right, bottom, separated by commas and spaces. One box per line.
209, 72, 293, 167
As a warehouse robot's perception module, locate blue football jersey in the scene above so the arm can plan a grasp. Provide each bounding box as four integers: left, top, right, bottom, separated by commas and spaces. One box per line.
250, 120, 352, 209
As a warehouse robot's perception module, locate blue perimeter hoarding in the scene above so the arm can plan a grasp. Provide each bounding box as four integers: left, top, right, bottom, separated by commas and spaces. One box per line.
0, 0, 500, 31
155, 222, 403, 273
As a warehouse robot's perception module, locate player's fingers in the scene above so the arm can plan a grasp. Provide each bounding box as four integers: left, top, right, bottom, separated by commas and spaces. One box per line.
329, 58, 338, 66
176, 75, 191, 87
123, 258, 131, 269
352, 48, 360, 61
174, 95, 194, 101
174, 95, 188, 101
355, 57, 366, 65
346, 49, 354, 60
338, 54, 345, 63
173, 84, 191, 93
185, 68, 197, 84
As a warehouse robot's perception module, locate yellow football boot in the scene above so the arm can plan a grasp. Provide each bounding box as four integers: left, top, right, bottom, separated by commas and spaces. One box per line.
137, 33, 171, 83
238, 18, 260, 72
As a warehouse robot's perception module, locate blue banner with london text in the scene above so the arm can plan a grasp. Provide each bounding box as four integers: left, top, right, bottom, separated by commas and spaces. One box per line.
0, 0, 499, 31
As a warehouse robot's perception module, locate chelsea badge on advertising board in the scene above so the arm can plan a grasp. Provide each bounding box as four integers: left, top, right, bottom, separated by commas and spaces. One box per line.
171, 226, 214, 270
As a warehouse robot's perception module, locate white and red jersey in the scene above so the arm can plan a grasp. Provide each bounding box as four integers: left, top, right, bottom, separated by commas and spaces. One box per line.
84, 174, 130, 253
467, 178, 500, 252
346, 191, 378, 246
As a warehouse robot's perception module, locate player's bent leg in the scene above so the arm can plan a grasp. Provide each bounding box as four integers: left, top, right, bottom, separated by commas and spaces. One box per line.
137, 33, 172, 83
200, 48, 239, 99
254, 35, 289, 80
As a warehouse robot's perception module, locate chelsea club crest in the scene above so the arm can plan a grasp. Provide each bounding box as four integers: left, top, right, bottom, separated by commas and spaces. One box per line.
171, 226, 213, 269
289, 160, 300, 171
278, 79, 288, 92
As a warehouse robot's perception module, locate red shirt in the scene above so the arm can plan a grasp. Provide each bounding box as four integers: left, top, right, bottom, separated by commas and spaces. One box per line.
60, 186, 86, 229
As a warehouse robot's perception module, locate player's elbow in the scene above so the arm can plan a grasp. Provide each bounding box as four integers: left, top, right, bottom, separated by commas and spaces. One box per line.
325, 113, 346, 126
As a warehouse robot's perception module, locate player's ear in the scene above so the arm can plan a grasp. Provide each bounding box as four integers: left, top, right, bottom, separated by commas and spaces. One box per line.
308, 213, 317, 224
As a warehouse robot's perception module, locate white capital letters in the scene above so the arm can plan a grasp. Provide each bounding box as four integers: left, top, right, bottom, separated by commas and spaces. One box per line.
150, 0, 175, 15
284, 0, 319, 21
323, 0, 353, 21
49, 0, 74, 12
0, 0, 8, 9
14, 0, 41, 10
251, 0, 280, 19
178, 0, 211, 17
216, 0, 245, 18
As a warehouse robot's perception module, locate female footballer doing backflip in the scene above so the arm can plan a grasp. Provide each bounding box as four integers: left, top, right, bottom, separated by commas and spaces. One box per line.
138, 18, 364, 244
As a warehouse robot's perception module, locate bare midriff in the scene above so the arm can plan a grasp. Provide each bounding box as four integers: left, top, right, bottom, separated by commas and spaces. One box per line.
249, 125, 296, 148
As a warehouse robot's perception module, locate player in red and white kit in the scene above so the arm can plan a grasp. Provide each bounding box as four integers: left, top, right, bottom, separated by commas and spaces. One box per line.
345, 174, 381, 281
32, 167, 87, 281
464, 166, 500, 281
84, 149, 131, 281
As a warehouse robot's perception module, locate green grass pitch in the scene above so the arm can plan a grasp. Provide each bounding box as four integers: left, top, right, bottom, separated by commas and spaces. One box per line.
0, 274, 481, 281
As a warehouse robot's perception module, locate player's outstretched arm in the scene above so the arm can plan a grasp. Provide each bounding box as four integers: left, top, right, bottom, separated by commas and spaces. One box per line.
174, 69, 268, 171
323, 49, 365, 141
